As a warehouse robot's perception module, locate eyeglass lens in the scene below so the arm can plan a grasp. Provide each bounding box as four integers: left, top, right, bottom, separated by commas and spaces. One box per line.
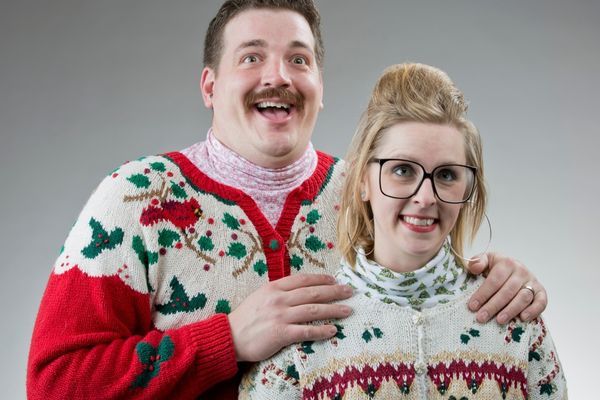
379, 159, 475, 203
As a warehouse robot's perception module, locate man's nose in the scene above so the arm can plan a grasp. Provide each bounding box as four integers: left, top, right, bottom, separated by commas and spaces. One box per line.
261, 58, 291, 88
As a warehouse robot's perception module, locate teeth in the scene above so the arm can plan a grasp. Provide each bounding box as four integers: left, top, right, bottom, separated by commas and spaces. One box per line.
403, 216, 435, 226
257, 101, 290, 110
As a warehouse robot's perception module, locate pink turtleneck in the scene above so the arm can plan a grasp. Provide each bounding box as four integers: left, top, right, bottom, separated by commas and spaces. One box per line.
180, 130, 318, 227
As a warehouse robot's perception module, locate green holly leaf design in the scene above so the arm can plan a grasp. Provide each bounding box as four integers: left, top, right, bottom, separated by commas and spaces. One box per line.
529, 350, 541, 362
81, 218, 124, 259
362, 329, 373, 343
215, 299, 231, 314
253, 260, 267, 276
149, 162, 166, 172
334, 324, 346, 339
540, 383, 554, 395
158, 229, 180, 248
132, 235, 149, 268
373, 327, 383, 338
222, 213, 240, 230
227, 242, 247, 260
127, 174, 151, 189
306, 209, 321, 224
197, 235, 214, 251
511, 326, 525, 342
418, 290, 431, 299
399, 278, 419, 287
132, 336, 174, 388
379, 268, 396, 279
155, 277, 207, 315
301, 341, 315, 354
170, 181, 188, 199
435, 286, 452, 295
469, 329, 480, 337
136, 341, 155, 364
460, 334, 471, 344
286, 364, 300, 381
305, 235, 326, 252
434, 274, 447, 285
148, 251, 158, 265
157, 336, 174, 361
290, 255, 304, 271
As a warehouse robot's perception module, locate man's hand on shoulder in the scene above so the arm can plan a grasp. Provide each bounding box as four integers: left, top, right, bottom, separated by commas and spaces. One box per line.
466, 252, 547, 324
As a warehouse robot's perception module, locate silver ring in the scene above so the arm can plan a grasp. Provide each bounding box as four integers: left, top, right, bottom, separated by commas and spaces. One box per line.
521, 284, 535, 298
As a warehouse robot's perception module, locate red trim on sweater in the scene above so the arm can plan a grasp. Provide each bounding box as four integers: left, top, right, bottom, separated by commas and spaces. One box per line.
166, 151, 336, 281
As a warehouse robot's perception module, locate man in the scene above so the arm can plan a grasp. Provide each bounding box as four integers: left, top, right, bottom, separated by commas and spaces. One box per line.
27, 1, 546, 399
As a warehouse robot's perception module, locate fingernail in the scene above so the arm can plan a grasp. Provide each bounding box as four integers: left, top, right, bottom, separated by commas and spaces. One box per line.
341, 306, 352, 316
328, 326, 337, 335
343, 285, 353, 295
522, 312, 530, 322
477, 310, 489, 323
469, 300, 480, 310
497, 313, 508, 324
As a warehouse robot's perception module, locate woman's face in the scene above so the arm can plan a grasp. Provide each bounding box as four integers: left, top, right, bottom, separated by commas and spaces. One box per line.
362, 121, 466, 272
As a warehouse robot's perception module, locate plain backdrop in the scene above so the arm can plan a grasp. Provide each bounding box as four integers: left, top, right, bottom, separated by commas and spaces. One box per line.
1, 0, 598, 398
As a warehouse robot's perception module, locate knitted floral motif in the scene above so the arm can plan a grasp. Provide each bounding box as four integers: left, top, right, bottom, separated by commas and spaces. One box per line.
131, 336, 174, 388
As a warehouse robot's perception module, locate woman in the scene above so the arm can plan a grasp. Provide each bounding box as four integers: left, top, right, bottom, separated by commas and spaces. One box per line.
239, 63, 567, 399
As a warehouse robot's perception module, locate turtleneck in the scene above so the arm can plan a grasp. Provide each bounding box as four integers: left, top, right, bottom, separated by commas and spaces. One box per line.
180, 130, 318, 226
336, 241, 474, 311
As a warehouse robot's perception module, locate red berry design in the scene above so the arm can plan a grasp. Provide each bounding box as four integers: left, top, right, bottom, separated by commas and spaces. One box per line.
208, 218, 214, 224
206, 230, 212, 237
159, 248, 167, 255
175, 242, 183, 249
327, 242, 334, 249
203, 264, 210, 271
231, 233, 238, 240
219, 250, 225, 257
239, 219, 246, 225
167, 172, 174, 177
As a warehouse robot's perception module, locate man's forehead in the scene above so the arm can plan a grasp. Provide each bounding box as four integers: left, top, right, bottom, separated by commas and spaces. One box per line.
222, 8, 316, 52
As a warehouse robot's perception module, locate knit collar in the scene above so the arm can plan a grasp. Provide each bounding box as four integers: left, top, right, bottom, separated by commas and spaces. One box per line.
336, 241, 472, 310
183, 129, 317, 193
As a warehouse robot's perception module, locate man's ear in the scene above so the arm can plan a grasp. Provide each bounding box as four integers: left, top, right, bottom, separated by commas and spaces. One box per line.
200, 67, 216, 109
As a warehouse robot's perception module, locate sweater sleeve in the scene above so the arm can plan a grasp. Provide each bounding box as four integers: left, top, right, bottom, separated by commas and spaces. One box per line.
527, 316, 568, 399
239, 346, 301, 400
27, 163, 238, 399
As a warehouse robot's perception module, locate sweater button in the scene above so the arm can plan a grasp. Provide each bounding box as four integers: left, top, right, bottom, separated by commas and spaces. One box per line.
269, 239, 280, 251
415, 361, 427, 376
412, 313, 422, 325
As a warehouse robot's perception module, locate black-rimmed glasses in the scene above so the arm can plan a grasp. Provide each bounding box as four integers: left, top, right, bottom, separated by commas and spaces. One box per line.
371, 158, 477, 204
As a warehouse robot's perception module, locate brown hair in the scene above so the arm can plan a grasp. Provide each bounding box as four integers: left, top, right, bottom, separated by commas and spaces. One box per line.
337, 63, 487, 267
203, 0, 324, 71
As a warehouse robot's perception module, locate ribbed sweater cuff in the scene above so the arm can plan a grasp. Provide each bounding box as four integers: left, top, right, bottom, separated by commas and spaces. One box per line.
187, 313, 238, 388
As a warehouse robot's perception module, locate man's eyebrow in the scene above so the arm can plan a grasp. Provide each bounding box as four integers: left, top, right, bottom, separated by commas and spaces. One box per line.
235, 39, 267, 53
234, 39, 314, 54
290, 40, 313, 53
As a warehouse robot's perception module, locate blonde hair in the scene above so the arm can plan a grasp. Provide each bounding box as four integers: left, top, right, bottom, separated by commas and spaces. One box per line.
337, 63, 487, 267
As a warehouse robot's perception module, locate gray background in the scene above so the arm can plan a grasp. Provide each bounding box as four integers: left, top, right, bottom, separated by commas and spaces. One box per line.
1, 0, 598, 397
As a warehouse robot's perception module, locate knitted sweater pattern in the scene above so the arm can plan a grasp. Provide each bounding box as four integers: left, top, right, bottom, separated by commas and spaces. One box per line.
239, 277, 567, 399
27, 151, 345, 399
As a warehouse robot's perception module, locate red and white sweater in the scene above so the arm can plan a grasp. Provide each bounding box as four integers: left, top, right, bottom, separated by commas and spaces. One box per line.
27, 150, 345, 399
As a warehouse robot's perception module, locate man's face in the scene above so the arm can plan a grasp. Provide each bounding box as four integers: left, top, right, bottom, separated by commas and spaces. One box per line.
201, 9, 323, 168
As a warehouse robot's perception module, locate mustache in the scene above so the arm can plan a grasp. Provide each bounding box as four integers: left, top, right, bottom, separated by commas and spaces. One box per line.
244, 87, 304, 112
